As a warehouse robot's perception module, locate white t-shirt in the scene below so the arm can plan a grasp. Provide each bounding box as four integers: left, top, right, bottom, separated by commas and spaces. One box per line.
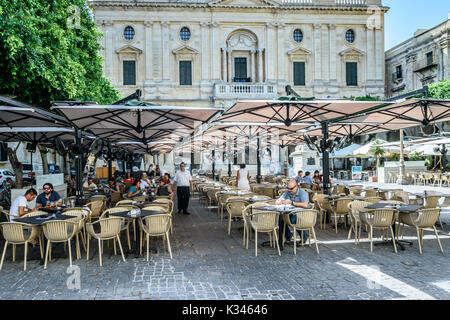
140, 179, 149, 190
174, 170, 192, 187
9, 196, 29, 221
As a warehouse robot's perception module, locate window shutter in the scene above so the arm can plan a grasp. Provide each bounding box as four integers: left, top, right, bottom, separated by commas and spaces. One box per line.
234, 58, 247, 80
123, 61, 136, 85
293, 62, 305, 86
346, 62, 357, 86
180, 61, 192, 85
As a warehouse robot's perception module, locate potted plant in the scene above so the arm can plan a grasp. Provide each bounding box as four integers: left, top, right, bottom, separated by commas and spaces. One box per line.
369, 139, 385, 182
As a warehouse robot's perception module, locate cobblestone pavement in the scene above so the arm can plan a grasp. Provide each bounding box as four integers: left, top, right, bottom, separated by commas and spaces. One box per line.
1, 187, 450, 300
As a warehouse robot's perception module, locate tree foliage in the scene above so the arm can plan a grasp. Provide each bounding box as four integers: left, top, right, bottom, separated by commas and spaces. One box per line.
427, 79, 450, 99
0, 0, 120, 107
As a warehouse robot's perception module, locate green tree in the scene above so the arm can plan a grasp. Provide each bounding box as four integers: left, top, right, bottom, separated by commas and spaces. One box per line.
0, 0, 120, 107
369, 138, 385, 168
427, 79, 450, 99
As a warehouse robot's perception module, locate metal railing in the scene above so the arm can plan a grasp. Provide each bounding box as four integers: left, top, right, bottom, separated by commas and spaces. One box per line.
414, 56, 438, 72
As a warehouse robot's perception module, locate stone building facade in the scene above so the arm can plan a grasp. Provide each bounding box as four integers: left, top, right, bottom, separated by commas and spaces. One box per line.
89, 0, 388, 108
385, 15, 450, 98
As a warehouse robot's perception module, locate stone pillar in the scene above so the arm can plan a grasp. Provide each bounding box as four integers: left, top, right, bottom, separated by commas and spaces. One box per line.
406, 54, 417, 92
313, 23, 322, 81
144, 21, 153, 81
153, 21, 162, 79
221, 47, 227, 81
257, 48, 263, 82
277, 23, 286, 81
321, 24, 329, 81
329, 24, 337, 81
375, 27, 383, 81
366, 25, 374, 80
200, 22, 209, 80
104, 20, 114, 81
266, 22, 276, 81
250, 49, 256, 82
161, 21, 170, 80
211, 22, 220, 80
227, 48, 232, 83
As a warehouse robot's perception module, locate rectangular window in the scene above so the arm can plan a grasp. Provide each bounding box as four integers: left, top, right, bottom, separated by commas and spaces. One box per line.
179, 61, 192, 86
293, 62, 306, 86
123, 61, 136, 86
346, 62, 358, 86
234, 58, 248, 82
426, 52, 433, 66
395, 65, 402, 79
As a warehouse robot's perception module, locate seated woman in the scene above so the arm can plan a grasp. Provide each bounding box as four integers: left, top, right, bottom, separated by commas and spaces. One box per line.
155, 178, 174, 198
312, 170, 321, 185
108, 178, 120, 193
123, 172, 134, 183
127, 180, 142, 198
163, 173, 173, 186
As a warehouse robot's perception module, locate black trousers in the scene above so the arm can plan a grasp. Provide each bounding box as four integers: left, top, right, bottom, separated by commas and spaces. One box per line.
177, 186, 190, 213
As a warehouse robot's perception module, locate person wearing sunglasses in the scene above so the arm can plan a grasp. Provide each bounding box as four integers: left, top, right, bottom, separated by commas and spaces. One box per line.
35, 183, 62, 208
276, 179, 310, 243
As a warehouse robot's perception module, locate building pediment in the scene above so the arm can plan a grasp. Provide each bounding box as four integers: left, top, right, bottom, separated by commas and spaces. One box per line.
287, 47, 312, 56
172, 45, 199, 55
209, 0, 278, 8
339, 47, 365, 56
115, 45, 143, 55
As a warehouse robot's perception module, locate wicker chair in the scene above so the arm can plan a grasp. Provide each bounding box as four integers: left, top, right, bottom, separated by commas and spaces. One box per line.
364, 189, 378, 198
248, 210, 281, 256
150, 198, 174, 234
347, 201, 371, 245
365, 197, 382, 203
225, 199, 249, 235
62, 209, 87, 257
348, 186, 363, 196
330, 198, 353, 233
139, 214, 173, 261
85, 200, 104, 222
242, 202, 271, 249
263, 187, 276, 199
100, 207, 133, 250
332, 185, 346, 196
277, 188, 287, 196
86, 217, 126, 266
206, 188, 221, 208
217, 193, 234, 222
110, 192, 122, 206
423, 195, 441, 209
133, 196, 147, 202
398, 208, 444, 254
116, 199, 134, 206
359, 209, 397, 253
392, 191, 410, 204
313, 194, 331, 230
377, 190, 389, 201
282, 209, 319, 254
0, 222, 42, 271
42, 220, 79, 269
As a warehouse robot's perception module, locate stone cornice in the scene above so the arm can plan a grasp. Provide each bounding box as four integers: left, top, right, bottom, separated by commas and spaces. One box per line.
88, 1, 390, 12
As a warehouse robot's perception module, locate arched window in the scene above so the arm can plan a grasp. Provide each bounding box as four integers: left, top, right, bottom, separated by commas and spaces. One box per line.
180, 27, 191, 42
123, 26, 135, 41
345, 29, 355, 44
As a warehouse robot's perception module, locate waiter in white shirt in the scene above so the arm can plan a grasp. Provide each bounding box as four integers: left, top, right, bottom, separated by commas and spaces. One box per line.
173, 162, 193, 215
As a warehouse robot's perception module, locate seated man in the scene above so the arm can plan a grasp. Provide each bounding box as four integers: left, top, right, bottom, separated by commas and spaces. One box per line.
0, 177, 15, 202
83, 177, 97, 191
36, 183, 62, 208
301, 171, 313, 189
140, 173, 151, 191
9, 188, 38, 220
294, 170, 303, 186
276, 179, 310, 243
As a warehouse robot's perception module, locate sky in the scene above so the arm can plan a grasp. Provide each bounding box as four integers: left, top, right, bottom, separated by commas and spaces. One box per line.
384, 0, 450, 50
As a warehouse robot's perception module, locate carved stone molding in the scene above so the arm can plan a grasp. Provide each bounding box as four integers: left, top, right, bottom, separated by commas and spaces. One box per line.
144, 21, 153, 27
313, 23, 322, 30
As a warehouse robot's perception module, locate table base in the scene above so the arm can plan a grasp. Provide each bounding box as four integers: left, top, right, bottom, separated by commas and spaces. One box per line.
373, 239, 413, 251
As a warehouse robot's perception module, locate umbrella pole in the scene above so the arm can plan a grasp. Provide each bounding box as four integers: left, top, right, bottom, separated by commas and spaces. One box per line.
212, 149, 215, 181
256, 135, 261, 184
107, 142, 112, 179
321, 122, 330, 195
396, 129, 407, 185
75, 129, 83, 206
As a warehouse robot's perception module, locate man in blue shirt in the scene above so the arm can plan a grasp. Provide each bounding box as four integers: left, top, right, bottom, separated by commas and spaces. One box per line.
276, 179, 310, 245
35, 183, 62, 208
294, 170, 303, 186
301, 171, 313, 188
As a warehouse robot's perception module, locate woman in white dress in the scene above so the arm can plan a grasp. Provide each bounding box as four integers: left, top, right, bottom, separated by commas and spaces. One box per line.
236, 164, 251, 190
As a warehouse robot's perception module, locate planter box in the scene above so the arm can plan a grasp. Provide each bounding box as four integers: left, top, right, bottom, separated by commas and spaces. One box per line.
369, 176, 378, 182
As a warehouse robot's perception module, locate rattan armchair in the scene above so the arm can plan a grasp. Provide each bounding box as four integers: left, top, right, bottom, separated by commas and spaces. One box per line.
116, 199, 134, 206
398, 208, 444, 254
330, 198, 353, 233
217, 193, 234, 222
359, 209, 397, 253
62, 209, 87, 258
364, 189, 378, 198
86, 217, 126, 266
348, 186, 363, 196
347, 201, 371, 245
139, 214, 173, 261
42, 220, 79, 269
423, 195, 441, 209
313, 194, 331, 230
365, 197, 382, 203
392, 191, 410, 204
100, 207, 133, 250
85, 200, 104, 222
151, 198, 174, 234
282, 209, 319, 254
225, 199, 249, 235
110, 192, 122, 206
0, 222, 42, 271
248, 210, 281, 256
332, 185, 346, 196
133, 196, 147, 202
